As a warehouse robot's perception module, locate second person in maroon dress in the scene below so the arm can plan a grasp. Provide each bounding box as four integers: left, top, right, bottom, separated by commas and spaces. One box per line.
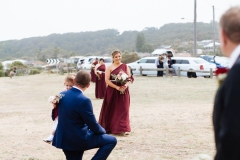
98, 50, 134, 136
95, 58, 106, 99
90, 58, 98, 83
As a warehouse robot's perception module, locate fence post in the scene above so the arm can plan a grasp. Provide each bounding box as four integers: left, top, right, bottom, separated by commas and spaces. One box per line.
59, 65, 64, 75
178, 67, 181, 77
140, 66, 142, 76
166, 67, 169, 77
210, 68, 213, 79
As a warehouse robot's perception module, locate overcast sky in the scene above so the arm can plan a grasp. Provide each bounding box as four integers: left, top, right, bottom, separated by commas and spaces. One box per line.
0, 0, 239, 41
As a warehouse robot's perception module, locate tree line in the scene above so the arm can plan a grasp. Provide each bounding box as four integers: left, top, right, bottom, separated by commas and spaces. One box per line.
0, 22, 219, 61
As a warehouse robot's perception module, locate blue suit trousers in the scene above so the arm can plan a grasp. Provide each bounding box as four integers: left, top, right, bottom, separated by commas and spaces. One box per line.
63, 134, 117, 160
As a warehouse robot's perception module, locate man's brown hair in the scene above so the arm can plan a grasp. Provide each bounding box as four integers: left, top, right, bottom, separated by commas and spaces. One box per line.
220, 6, 240, 43
75, 70, 91, 88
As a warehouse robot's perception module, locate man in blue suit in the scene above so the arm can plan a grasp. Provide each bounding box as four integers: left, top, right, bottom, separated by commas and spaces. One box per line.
52, 70, 117, 160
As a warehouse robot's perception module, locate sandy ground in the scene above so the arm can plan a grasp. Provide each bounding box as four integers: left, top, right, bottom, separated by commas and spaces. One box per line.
0, 73, 218, 160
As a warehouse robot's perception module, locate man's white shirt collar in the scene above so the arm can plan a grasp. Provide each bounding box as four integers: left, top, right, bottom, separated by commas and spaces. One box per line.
73, 86, 84, 94
229, 45, 240, 69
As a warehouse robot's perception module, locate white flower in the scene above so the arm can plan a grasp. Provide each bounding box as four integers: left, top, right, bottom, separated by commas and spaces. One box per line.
121, 74, 128, 81
48, 96, 55, 103
48, 94, 64, 104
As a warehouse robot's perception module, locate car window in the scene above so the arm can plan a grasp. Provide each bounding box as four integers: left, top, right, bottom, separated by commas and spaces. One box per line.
146, 59, 155, 63
181, 60, 189, 64
74, 58, 79, 64
193, 59, 209, 64
207, 56, 214, 61
89, 58, 94, 62
201, 56, 213, 62
78, 59, 84, 63
202, 56, 207, 61
138, 59, 147, 63
174, 60, 182, 64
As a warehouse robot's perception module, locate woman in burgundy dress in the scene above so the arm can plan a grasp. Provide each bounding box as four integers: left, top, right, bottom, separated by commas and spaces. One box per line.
95, 58, 106, 99
90, 58, 98, 83
99, 50, 134, 136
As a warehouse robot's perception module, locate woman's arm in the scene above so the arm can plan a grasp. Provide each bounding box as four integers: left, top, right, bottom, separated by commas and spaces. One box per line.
125, 65, 132, 86
94, 64, 100, 75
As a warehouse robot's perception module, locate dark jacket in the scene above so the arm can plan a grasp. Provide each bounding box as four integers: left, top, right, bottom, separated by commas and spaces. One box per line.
213, 56, 240, 160
52, 87, 106, 150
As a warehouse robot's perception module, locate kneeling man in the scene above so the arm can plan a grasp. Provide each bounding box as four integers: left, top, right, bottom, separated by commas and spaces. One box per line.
52, 70, 117, 160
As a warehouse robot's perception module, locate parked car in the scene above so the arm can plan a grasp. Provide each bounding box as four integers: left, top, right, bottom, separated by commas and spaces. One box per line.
77, 58, 86, 69
89, 57, 112, 68
77, 56, 112, 70
127, 57, 157, 76
69, 56, 85, 64
171, 57, 217, 78
200, 55, 229, 68
102, 57, 112, 68
77, 56, 100, 70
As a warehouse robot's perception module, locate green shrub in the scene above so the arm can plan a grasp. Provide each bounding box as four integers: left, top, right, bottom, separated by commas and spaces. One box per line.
121, 52, 141, 64
4, 69, 10, 77
29, 69, 41, 75
0, 62, 3, 70
0, 70, 4, 77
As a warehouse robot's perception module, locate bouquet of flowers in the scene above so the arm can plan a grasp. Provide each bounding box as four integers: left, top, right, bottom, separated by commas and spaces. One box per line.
111, 69, 130, 94
48, 94, 65, 104
215, 68, 228, 86
48, 93, 64, 121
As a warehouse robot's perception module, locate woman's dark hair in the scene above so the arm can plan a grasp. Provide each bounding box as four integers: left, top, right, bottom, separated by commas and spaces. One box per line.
99, 58, 104, 62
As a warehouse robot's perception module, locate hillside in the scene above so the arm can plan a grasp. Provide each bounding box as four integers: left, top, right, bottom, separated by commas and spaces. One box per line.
0, 22, 219, 61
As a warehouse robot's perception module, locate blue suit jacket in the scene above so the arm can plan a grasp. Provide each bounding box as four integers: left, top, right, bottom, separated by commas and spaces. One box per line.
52, 87, 106, 151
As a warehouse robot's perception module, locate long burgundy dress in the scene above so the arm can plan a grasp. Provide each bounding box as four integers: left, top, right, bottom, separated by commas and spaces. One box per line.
95, 64, 106, 99
90, 61, 98, 83
99, 64, 134, 134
